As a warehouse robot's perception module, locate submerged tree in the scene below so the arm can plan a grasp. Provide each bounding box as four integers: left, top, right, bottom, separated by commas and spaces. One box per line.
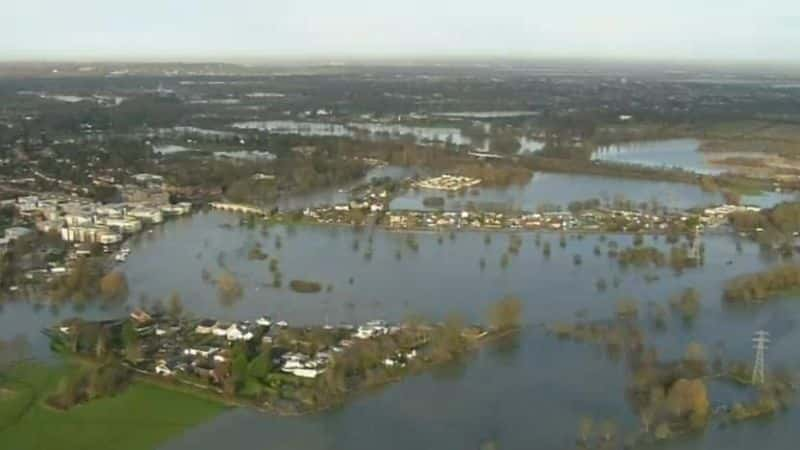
167, 291, 184, 320
217, 271, 244, 305
488, 296, 523, 332
99, 271, 128, 302
578, 416, 593, 445
500, 253, 510, 269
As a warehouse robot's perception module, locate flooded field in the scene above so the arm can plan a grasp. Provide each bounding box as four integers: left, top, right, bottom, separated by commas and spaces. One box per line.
390, 171, 793, 212
2, 211, 798, 450
229, 120, 544, 152
592, 139, 722, 174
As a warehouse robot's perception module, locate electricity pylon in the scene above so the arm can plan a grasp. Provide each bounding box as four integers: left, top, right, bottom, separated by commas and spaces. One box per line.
752, 330, 770, 385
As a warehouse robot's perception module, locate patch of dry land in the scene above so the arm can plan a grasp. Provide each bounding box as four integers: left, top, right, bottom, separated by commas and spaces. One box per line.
699, 121, 800, 180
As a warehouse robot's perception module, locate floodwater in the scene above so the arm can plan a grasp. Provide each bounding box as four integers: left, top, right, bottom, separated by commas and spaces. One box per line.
153, 144, 197, 155
229, 120, 470, 145
231, 121, 353, 138
592, 139, 723, 175
213, 150, 276, 161
432, 111, 541, 119
229, 120, 545, 152
273, 165, 418, 211
1, 212, 799, 450
390, 172, 792, 212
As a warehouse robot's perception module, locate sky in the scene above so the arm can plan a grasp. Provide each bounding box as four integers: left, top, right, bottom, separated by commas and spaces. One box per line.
3, 0, 800, 62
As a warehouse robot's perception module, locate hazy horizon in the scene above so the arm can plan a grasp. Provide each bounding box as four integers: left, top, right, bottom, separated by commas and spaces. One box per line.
5, 1, 800, 63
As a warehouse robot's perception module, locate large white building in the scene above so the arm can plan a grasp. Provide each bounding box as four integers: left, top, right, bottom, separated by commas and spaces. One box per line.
61, 226, 122, 244
161, 202, 192, 216
127, 207, 164, 224
98, 216, 142, 234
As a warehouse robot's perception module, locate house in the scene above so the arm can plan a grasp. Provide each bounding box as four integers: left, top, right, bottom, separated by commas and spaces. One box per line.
120, 186, 169, 204
154, 359, 185, 377
61, 225, 122, 244
212, 322, 231, 337
129, 308, 152, 325
183, 346, 219, 358
134, 322, 155, 336
131, 173, 165, 186
35, 220, 62, 233
225, 323, 255, 341
354, 320, 389, 339
155, 364, 174, 376
279, 352, 328, 378
195, 319, 217, 334
281, 352, 309, 370
161, 202, 192, 216
99, 217, 142, 234
127, 207, 163, 224
96, 204, 126, 217
286, 367, 325, 378
256, 316, 272, 327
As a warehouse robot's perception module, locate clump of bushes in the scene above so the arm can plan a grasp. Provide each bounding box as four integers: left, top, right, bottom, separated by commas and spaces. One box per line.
669, 288, 701, 320
289, 279, 323, 293
248, 243, 268, 260
616, 298, 639, 318
617, 246, 665, 268
217, 271, 243, 301
724, 264, 800, 303
46, 363, 131, 411
99, 271, 129, 301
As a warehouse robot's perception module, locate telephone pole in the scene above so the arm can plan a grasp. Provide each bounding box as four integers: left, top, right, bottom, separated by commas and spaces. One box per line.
752, 330, 770, 385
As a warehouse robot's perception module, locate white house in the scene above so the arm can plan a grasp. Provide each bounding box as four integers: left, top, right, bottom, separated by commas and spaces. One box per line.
61, 226, 122, 244
155, 364, 174, 376
226, 323, 255, 342
212, 322, 231, 337
286, 367, 325, 378
183, 346, 219, 358
354, 320, 389, 339
195, 319, 217, 334
100, 217, 142, 234
127, 207, 163, 224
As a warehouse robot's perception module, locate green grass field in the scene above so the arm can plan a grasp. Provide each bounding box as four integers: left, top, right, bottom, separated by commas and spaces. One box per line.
0, 363, 227, 450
